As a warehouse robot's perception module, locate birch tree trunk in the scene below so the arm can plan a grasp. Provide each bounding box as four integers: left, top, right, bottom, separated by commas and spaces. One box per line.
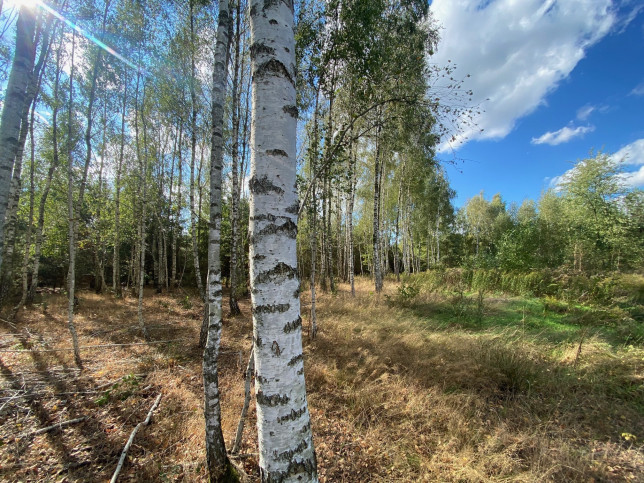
66, 31, 82, 368
347, 138, 356, 297
372, 123, 383, 293
113, 69, 128, 297
172, 123, 183, 289
30, 29, 64, 302
134, 70, 150, 341
0, 6, 36, 278
202, 0, 232, 479
228, 0, 242, 316
189, 0, 205, 302
1, 18, 51, 301
309, 89, 320, 338
10, 102, 37, 320
249, 1, 318, 479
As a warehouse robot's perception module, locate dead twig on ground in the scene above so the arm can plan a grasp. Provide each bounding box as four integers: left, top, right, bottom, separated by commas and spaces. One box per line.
110, 393, 162, 483
26, 416, 87, 437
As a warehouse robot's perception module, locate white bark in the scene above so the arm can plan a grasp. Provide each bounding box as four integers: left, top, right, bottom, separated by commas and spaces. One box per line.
249, 0, 318, 480
0, 6, 36, 277
203, 0, 231, 479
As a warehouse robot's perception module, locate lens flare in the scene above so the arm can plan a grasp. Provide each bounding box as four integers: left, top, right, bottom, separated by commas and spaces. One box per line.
36, 0, 140, 72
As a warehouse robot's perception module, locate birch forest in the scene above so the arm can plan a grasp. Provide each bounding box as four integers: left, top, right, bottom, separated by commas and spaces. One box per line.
0, 0, 642, 482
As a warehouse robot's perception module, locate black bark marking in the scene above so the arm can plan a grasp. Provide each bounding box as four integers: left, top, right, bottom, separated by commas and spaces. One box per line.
255, 336, 263, 348
254, 303, 290, 315
277, 406, 306, 423
251, 219, 297, 243
283, 316, 302, 334
285, 201, 299, 214
269, 19, 278, 25
251, 213, 293, 223
263, 0, 280, 10
274, 439, 308, 461
256, 390, 290, 407
255, 262, 297, 285
249, 175, 284, 195
250, 42, 276, 60
266, 148, 288, 157
261, 455, 317, 482
287, 354, 303, 367
255, 372, 267, 384
271, 340, 281, 356
254, 58, 295, 87
282, 105, 298, 118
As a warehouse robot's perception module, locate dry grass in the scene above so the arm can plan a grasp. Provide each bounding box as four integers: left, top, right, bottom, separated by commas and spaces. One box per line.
0, 278, 642, 481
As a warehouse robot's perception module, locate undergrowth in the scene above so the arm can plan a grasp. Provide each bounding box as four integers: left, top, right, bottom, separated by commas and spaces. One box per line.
306, 276, 644, 481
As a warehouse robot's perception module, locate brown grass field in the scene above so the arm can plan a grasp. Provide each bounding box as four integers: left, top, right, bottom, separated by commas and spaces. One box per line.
0, 277, 642, 481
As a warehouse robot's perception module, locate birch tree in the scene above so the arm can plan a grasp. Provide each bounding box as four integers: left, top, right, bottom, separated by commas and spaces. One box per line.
202, 0, 232, 479
0, 5, 37, 278
249, 0, 317, 479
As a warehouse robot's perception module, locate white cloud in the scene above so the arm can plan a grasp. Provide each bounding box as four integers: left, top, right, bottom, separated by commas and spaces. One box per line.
630, 82, 644, 96
531, 125, 594, 145
576, 104, 595, 120
617, 165, 644, 187
612, 138, 644, 165
431, 0, 617, 151
550, 138, 644, 189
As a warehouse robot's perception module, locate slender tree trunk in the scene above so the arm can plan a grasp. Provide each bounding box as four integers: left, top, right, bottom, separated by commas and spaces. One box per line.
0, 6, 36, 280
309, 88, 319, 338
335, 188, 343, 282
202, 1, 232, 479
319, 169, 327, 292
249, 1, 318, 480
228, 0, 242, 316
66, 31, 82, 368
189, 1, 205, 301
347, 138, 356, 297
372, 123, 383, 293
172, 123, 183, 288
394, 172, 404, 282
10, 102, 36, 320
94, 107, 107, 294
113, 69, 127, 297
6, 11, 56, 302
30, 29, 64, 301
435, 205, 440, 265
134, 70, 150, 341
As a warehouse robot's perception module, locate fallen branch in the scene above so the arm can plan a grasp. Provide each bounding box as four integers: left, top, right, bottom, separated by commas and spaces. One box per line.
0, 339, 189, 353
28, 416, 87, 436
0, 317, 17, 330
110, 393, 162, 483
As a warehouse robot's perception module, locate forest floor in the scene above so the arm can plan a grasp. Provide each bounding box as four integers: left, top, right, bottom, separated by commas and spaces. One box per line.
0, 277, 642, 482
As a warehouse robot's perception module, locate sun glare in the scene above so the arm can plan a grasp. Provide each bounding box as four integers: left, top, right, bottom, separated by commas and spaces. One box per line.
5, 0, 40, 10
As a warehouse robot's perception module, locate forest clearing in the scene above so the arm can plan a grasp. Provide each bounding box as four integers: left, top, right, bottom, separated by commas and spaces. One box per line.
1, 0, 643, 481
1, 275, 642, 482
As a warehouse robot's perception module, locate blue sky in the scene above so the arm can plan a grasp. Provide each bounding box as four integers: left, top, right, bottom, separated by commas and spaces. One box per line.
430, 0, 644, 208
